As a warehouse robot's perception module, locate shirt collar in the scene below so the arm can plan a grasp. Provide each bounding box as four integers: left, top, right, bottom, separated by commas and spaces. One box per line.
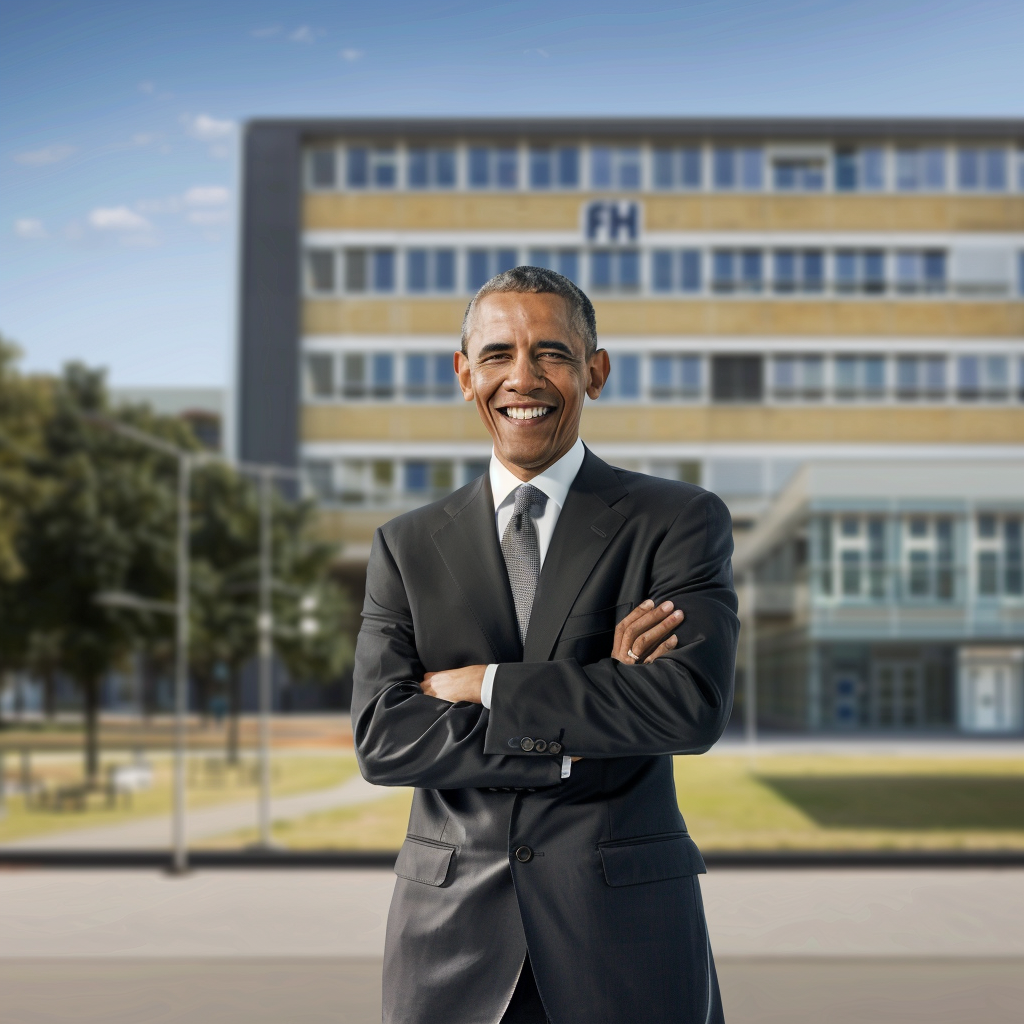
489, 437, 586, 512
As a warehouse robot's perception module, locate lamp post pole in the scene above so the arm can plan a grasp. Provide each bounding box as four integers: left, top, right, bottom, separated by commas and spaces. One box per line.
745, 572, 758, 753
172, 453, 192, 874
257, 468, 273, 848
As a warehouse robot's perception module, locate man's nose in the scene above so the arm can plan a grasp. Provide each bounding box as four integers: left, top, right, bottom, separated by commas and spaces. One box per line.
505, 351, 545, 392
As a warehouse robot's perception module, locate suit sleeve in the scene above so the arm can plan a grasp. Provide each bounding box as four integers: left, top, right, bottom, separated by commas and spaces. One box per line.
351, 528, 564, 789
484, 489, 739, 759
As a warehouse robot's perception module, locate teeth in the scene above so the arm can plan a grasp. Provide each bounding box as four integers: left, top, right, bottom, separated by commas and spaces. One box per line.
503, 407, 552, 420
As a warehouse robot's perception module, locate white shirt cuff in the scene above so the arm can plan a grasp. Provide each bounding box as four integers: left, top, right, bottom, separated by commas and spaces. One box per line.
561, 756, 572, 779
481, 664, 499, 709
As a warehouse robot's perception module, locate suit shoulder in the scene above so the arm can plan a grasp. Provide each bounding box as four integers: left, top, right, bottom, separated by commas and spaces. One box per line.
378, 477, 482, 545
610, 466, 731, 526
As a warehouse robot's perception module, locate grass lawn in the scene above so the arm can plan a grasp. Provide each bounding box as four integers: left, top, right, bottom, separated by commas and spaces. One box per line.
0, 753, 361, 844
204, 753, 1024, 852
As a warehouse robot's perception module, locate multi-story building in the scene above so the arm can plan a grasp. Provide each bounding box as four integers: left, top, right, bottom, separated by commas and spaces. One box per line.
236, 117, 1024, 728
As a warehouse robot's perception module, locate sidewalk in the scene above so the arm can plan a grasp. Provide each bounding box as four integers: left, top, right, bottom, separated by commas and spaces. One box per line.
0, 773, 395, 851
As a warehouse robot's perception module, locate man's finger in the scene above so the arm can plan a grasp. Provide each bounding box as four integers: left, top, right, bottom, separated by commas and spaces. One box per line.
619, 602, 675, 648
614, 599, 655, 636
643, 634, 678, 664
628, 607, 683, 658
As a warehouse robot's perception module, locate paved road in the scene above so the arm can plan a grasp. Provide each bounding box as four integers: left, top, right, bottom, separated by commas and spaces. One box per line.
2, 867, 1022, 1022
0, 774, 395, 851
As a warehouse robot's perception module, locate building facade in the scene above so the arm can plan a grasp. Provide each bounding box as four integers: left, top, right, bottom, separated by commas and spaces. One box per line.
236, 117, 1024, 727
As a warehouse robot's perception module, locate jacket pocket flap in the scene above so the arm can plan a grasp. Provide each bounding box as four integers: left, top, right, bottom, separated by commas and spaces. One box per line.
560, 602, 632, 641
599, 833, 706, 887
395, 836, 455, 886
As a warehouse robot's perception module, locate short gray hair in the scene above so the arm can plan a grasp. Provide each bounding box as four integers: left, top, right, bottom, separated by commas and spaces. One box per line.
460, 266, 598, 357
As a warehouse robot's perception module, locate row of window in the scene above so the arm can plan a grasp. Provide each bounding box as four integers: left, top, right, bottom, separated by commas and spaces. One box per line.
818, 513, 1023, 602
308, 142, 1024, 194
304, 350, 1024, 404
305, 246, 1024, 298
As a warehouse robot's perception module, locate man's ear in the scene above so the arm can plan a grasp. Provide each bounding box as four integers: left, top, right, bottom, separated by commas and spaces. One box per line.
586, 349, 611, 400
455, 351, 474, 401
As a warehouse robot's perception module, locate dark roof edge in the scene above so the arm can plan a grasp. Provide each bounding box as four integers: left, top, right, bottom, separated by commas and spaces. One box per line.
243, 116, 1024, 140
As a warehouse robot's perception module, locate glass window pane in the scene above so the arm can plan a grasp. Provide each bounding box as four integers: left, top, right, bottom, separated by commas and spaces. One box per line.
308, 250, 336, 293
653, 149, 673, 189
342, 354, 365, 397
978, 551, 998, 595
864, 357, 885, 392
835, 148, 857, 191
896, 251, 919, 292
862, 148, 885, 190
836, 251, 858, 292
529, 147, 551, 189
306, 354, 334, 397
897, 356, 918, 391
528, 248, 552, 270
310, 149, 336, 188
842, 550, 862, 596
984, 148, 1007, 190
591, 251, 612, 290
740, 250, 763, 291
619, 148, 641, 189
896, 148, 918, 191
863, 251, 886, 292
681, 250, 701, 292
680, 357, 701, 392
373, 148, 396, 188
495, 248, 518, 274
406, 250, 428, 292
958, 355, 980, 395
652, 251, 673, 292
802, 250, 824, 292
591, 146, 612, 188
958, 148, 979, 189
923, 148, 946, 189
557, 249, 579, 283
468, 250, 490, 290
371, 354, 394, 397
681, 147, 702, 188
618, 354, 640, 398
346, 146, 368, 187
496, 147, 518, 188
404, 462, 429, 492
433, 353, 456, 397
774, 357, 796, 390
434, 249, 456, 291
713, 148, 735, 189
909, 550, 931, 597
803, 356, 824, 390
557, 146, 579, 187
435, 148, 456, 187
408, 148, 429, 188
741, 148, 763, 189
835, 357, 857, 391
344, 249, 367, 291
405, 354, 427, 398
468, 147, 489, 187
713, 250, 735, 292
985, 355, 1009, 391
373, 249, 395, 291
618, 250, 640, 290
774, 250, 796, 292
651, 355, 673, 396
978, 513, 997, 538
923, 251, 946, 291
924, 357, 945, 392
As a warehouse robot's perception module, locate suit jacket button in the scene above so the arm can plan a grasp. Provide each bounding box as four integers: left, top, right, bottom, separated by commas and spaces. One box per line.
548, 741, 562, 755
508, 737, 520, 748
514, 846, 533, 863
533, 739, 547, 752
520, 737, 535, 751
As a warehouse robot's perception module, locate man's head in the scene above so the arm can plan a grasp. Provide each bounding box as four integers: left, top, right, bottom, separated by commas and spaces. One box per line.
456, 266, 609, 480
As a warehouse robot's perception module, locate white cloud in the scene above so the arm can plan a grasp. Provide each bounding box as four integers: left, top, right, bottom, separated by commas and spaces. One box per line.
340, 48, 364, 61
181, 113, 235, 141
289, 25, 317, 43
187, 210, 230, 226
183, 185, 230, 207
15, 144, 75, 166
89, 206, 152, 231
15, 218, 47, 240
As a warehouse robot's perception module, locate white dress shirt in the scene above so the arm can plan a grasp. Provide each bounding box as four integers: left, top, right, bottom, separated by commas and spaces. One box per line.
480, 438, 586, 779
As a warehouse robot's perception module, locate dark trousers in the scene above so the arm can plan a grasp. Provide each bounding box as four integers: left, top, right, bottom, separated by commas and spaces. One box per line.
500, 956, 549, 1024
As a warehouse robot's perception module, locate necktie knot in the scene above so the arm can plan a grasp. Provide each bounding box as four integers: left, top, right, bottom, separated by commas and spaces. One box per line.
512, 483, 547, 520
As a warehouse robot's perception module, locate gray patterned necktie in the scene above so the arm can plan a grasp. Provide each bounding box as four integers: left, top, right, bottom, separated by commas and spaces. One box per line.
501, 484, 549, 643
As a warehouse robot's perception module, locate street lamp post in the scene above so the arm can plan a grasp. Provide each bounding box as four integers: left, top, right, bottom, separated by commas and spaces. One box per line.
257, 468, 273, 848
745, 572, 758, 753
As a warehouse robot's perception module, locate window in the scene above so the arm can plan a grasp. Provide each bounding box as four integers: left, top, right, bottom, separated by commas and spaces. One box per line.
975, 514, 1023, 598
527, 248, 580, 282
711, 355, 763, 402
308, 148, 337, 189
835, 249, 886, 294
895, 147, 946, 191
406, 249, 457, 292
958, 147, 1007, 191
307, 250, 336, 294
834, 146, 885, 191
346, 146, 397, 189
773, 250, 824, 293
772, 157, 825, 191
650, 355, 702, 400
651, 250, 702, 293
370, 354, 394, 399
771, 356, 824, 401
468, 146, 518, 189
712, 249, 763, 293
712, 147, 763, 190
403, 352, 457, 401
894, 250, 946, 293
590, 250, 640, 292
304, 461, 334, 502
305, 354, 334, 398
341, 354, 366, 399
590, 147, 642, 189
834, 355, 886, 400
407, 147, 457, 189
1017, 149, 1024, 191
599, 352, 642, 401
652, 147, 702, 189
529, 146, 579, 188
467, 249, 520, 290
895, 356, 946, 400
903, 516, 955, 601
957, 355, 1010, 401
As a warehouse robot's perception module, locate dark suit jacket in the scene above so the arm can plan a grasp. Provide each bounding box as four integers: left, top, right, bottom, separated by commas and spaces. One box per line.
352, 448, 739, 1024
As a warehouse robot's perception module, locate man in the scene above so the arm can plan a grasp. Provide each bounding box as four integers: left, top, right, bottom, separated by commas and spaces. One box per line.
352, 267, 739, 1024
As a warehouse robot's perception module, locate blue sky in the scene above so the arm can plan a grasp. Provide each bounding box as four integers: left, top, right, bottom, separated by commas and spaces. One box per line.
2, 0, 1021, 387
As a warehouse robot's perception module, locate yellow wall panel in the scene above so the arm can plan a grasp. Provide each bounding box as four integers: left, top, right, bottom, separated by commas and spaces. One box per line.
303, 403, 489, 442
305, 299, 1024, 338
305, 193, 1024, 233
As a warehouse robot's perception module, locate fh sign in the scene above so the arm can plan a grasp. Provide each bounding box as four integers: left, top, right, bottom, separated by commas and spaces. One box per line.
583, 200, 641, 244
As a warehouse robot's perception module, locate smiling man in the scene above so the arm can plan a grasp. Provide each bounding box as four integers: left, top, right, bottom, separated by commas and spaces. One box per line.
352, 267, 739, 1024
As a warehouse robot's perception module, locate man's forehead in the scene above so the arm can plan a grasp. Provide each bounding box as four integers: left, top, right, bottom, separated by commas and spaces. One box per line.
469, 291, 578, 346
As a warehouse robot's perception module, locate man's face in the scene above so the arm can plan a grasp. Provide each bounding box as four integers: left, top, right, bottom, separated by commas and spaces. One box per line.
456, 291, 609, 479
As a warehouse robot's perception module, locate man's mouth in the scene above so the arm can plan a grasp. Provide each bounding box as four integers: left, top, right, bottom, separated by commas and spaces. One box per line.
499, 406, 553, 421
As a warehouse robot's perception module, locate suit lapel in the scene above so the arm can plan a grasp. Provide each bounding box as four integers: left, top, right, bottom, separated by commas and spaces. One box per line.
524, 449, 628, 662
432, 474, 523, 664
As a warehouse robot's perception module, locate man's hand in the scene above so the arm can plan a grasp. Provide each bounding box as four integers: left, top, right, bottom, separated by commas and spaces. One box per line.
421, 665, 487, 704
612, 599, 684, 665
